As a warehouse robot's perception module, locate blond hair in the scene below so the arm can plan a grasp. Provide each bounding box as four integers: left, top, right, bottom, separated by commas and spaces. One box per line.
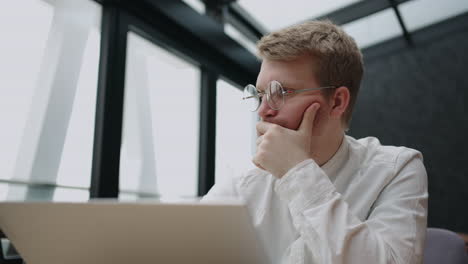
257, 20, 364, 128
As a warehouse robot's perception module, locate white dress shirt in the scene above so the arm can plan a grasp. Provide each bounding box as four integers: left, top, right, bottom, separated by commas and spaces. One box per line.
203, 135, 428, 264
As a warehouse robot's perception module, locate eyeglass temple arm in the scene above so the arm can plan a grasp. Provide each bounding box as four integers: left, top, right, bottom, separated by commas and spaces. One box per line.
285, 86, 336, 94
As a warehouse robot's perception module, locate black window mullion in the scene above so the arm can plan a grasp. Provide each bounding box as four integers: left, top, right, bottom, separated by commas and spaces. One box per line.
90, 4, 128, 198
388, 0, 414, 46
198, 68, 217, 196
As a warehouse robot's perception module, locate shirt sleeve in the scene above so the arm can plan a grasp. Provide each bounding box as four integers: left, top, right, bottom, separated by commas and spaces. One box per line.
274, 150, 428, 264
201, 173, 240, 202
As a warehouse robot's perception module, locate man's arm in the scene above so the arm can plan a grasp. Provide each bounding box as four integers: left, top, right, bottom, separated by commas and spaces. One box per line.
275, 150, 428, 264
202, 173, 240, 202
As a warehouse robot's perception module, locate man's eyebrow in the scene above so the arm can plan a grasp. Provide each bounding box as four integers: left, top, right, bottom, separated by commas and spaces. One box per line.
277, 80, 301, 89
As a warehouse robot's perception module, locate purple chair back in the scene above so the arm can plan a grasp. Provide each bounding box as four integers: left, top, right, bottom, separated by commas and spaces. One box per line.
424, 228, 468, 264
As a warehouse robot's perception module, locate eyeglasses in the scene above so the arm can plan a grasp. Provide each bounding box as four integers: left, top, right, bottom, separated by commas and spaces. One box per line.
242, 80, 336, 112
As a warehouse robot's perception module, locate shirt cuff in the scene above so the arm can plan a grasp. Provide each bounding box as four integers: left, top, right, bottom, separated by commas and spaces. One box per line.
274, 159, 336, 215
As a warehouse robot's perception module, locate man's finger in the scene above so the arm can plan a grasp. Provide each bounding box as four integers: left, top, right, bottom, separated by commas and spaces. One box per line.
256, 121, 274, 136
298, 103, 320, 134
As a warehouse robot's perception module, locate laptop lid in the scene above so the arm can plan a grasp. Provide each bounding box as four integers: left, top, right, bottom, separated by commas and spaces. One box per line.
0, 201, 268, 264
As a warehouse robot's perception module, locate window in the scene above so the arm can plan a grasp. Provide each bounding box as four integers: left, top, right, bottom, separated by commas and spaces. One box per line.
56, 25, 100, 189
342, 8, 402, 49
215, 79, 257, 184
0, 0, 54, 182
182, 0, 205, 14
0, 0, 101, 201
120, 32, 200, 200
400, 0, 468, 32
237, 0, 362, 32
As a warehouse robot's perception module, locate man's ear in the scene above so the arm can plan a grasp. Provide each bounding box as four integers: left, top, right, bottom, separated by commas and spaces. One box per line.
329, 86, 350, 119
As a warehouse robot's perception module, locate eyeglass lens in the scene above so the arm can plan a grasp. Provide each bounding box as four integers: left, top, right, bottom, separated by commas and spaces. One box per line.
242, 81, 287, 112
243, 84, 260, 111
267, 81, 284, 110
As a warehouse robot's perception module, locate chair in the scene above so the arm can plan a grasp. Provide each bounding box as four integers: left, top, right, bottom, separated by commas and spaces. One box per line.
0, 229, 22, 264
424, 228, 468, 264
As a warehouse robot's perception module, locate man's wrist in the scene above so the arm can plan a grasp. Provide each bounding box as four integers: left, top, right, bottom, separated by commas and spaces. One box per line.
276, 158, 315, 179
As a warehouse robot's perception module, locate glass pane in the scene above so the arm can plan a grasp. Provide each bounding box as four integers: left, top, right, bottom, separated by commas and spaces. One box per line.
119, 192, 140, 201
53, 187, 89, 202
342, 8, 402, 49
400, 0, 468, 32
0, 183, 29, 201
120, 32, 200, 199
182, 0, 204, 14
0, 0, 54, 181
0, 0, 100, 199
0, 182, 88, 202
215, 80, 257, 185
56, 19, 101, 188
0, 182, 89, 202
237, 0, 362, 32
118, 192, 159, 201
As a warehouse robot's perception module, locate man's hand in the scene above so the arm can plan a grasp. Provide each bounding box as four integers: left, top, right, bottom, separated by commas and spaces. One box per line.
253, 103, 321, 178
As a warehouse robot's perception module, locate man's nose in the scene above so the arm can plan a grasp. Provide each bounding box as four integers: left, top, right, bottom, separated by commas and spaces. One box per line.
258, 98, 278, 119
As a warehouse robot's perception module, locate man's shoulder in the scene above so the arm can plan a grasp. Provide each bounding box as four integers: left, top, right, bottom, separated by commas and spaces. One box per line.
347, 135, 423, 168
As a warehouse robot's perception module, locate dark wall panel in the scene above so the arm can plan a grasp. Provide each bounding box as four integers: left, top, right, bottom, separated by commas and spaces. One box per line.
349, 14, 468, 233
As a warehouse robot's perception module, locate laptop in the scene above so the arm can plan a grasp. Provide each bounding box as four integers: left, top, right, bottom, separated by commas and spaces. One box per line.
0, 200, 268, 264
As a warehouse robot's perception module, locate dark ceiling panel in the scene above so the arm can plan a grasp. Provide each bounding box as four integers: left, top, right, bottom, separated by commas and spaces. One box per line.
312, 0, 412, 25
226, 2, 268, 42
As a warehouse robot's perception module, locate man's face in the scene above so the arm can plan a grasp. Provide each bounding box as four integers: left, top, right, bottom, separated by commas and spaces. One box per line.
256, 56, 332, 132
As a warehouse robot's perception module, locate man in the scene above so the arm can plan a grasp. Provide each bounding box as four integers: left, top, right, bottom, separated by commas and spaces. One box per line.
203, 20, 428, 264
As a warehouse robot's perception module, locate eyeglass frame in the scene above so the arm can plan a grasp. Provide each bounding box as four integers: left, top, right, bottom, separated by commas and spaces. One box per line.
242, 80, 337, 112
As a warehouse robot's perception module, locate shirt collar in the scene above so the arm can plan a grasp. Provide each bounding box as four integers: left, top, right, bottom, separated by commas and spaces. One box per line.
320, 135, 350, 181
